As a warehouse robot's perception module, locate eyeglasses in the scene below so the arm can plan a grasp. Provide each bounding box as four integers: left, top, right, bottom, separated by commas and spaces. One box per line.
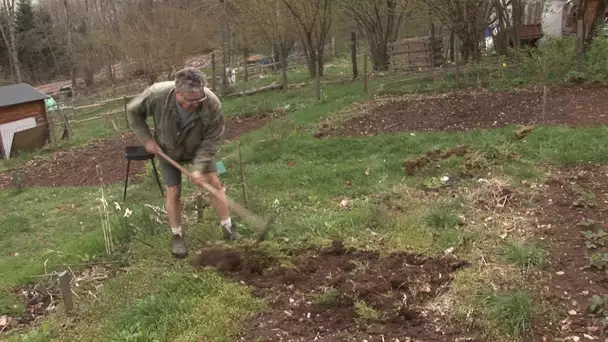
178, 92, 207, 105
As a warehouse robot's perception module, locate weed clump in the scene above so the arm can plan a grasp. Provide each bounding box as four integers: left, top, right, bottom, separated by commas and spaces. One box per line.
502, 242, 548, 270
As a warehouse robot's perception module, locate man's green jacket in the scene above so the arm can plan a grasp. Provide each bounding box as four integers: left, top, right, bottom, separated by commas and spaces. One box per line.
126, 81, 225, 173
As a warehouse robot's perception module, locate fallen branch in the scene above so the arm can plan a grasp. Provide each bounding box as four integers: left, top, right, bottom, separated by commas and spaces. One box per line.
224, 83, 284, 98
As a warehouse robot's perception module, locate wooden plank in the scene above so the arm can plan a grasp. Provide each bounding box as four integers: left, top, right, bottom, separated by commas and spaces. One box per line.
74, 102, 104, 111
10, 125, 49, 156
0, 101, 46, 126
390, 47, 442, 55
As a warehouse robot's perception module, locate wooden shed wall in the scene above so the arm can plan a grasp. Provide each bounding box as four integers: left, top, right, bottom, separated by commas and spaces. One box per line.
388, 36, 444, 71
0, 100, 47, 126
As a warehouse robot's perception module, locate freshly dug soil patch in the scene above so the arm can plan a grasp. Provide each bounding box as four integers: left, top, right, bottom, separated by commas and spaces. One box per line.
318, 86, 608, 137
531, 165, 608, 340
0, 114, 276, 189
194, 240, 473, 341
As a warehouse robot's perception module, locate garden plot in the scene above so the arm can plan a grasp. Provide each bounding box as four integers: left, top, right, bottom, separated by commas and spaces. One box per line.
317, 86, 608, 137
194, 240, 472, 341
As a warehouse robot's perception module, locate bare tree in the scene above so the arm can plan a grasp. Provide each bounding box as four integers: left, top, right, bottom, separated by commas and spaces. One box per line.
282, 0, 332, 77
0, 0, 22, 82
422, 0, 492, 62
232, 0, 298, 68
118, 0, 218, 85
337, 0, 408, 71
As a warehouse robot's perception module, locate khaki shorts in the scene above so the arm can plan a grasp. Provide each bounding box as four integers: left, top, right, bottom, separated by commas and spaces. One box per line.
157, 157, 217, 187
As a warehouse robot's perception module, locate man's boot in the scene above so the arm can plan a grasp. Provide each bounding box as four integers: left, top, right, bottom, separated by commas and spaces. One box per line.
171, 233, 188, 258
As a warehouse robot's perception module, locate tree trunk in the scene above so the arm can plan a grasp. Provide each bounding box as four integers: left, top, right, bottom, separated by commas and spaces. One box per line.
306, 53, 317, 78
512, 0, 522, 49
220, 0, 230, 94
84, 68, 94, 87
64, 0, 76, 90
583, 0, 608, 52
369, 42, 390, 71
449, 30, 455, 62
6, 15, 22, 82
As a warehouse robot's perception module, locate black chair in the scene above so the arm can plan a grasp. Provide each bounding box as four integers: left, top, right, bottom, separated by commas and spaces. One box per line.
123, 145, 164, 200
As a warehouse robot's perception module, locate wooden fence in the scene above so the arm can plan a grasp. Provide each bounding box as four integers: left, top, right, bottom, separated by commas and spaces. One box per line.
388, 36, 444, 72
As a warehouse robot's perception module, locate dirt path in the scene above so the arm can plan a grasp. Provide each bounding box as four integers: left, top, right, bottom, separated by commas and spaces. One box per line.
0, 114, 276, 189
530, 165, 608, 341
318, 86, 608, 137
194, 241, 474, 341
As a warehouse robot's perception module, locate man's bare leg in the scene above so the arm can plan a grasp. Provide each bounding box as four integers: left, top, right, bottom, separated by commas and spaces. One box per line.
201, 172, 241, 240
166, 185, 182, 229
166, 185, 188, 257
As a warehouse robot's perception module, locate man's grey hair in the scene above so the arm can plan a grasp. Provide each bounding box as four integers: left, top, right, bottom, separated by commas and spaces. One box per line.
174, 67, 207, 92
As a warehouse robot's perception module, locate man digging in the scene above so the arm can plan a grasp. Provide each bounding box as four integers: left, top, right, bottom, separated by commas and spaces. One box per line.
127, 67, 241, 259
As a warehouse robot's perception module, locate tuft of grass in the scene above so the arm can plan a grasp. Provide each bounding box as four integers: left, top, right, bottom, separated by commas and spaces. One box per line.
422, 203, 474, 252
423, 207, 462, 231
313, 287, 343, 307
354, 299, 382, 322
480, 290, 533, 338
502, 242, 548, 270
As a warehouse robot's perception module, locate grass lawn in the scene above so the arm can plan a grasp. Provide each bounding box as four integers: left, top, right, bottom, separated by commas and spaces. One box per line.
3, 52, 608, 341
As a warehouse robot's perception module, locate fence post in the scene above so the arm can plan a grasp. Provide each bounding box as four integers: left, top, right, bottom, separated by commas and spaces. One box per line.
123, 96, 129, 129
430, 21, 436, 68
332, 37, 336, 57
243, 48, 249, 113
47, 119, 56, 145
363, 54, 369, 95
237, 139, 248, 208
211, 52, 217, 92
60, 109, 73, 140
351, 32, 358, 80
315, 49, 321, 101
281, 50, 288, 89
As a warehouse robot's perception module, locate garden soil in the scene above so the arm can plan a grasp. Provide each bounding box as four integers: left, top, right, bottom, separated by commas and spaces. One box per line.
529, 165, 608, 341
318, 86, 608, 137
194, 240, 474, 341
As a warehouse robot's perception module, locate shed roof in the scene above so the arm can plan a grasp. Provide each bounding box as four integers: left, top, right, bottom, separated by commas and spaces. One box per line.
0, 83, 48, 108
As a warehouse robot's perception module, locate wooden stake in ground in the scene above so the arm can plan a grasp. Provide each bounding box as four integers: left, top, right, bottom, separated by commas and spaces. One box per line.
196, 193, 205, 223
238, 139, 248, 208
58, 270, 73, 312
